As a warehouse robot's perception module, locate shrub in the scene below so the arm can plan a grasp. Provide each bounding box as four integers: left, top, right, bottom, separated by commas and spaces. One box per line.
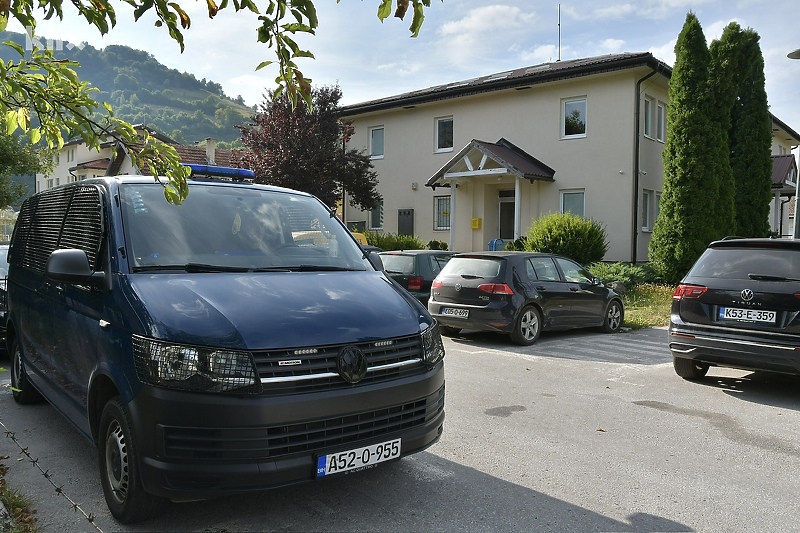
587, 262, 661, 292
364, 231, 425, 251
504, 236, 527, 251
525, 212, 608, 265
427, 240, 448, 250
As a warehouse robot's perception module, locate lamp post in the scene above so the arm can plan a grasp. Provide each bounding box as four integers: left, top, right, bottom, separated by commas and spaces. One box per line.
790, 49, 800, 238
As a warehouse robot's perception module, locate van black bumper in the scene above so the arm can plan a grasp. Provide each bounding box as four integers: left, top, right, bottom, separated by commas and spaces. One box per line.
128, 365, 445, 501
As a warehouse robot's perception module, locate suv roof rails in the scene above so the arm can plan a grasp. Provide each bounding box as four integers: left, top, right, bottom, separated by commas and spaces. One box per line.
183, 164, 255, 182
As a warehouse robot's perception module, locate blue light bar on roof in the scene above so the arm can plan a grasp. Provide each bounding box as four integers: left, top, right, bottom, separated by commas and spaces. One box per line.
183, 164, 255, 179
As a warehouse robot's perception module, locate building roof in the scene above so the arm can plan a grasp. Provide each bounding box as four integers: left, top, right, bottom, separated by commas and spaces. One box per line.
340, 52, 798, 144
427, 138, 556, 189
172, 145, 245, 167
70, 158, 111, 172
772, 153, 798, 193
341, 52, 670, 116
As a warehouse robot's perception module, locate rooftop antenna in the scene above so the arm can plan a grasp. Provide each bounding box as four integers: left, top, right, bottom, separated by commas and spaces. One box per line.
558, 4, 561, 62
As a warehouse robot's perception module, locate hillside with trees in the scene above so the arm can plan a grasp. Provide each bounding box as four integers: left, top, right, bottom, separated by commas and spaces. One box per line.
0, 30, 253, 146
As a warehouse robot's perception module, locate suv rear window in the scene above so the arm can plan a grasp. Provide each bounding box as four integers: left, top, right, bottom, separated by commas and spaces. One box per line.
688, 247, 800, 279
440, 257, 502, 278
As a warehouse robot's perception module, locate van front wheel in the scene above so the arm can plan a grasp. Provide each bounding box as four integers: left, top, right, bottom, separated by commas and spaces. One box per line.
99, 397, 166, 523
10, 339, 42, 404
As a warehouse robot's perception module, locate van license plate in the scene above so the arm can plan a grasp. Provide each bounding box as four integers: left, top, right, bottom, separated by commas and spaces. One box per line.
316, 438, 401, 478
441, 307, 469, 318
719, 307, 776, 323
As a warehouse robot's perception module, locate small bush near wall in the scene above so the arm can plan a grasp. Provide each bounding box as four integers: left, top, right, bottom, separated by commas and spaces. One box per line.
365, 231, 425, 251
525, 212, 608, 265
587, 262, 661, 292
427, 240, 448, 250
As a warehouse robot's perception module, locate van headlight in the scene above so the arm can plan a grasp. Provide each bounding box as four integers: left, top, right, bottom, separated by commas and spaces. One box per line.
421, 322, 445, 368
132, 335, 261, 393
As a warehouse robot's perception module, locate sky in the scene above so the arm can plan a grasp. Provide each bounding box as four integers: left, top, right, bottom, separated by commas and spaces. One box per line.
9, 1, 800, 132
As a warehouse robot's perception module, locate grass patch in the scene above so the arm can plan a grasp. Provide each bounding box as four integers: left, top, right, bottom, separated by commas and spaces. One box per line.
622, 283, 674, 330
0, 461, 38, 533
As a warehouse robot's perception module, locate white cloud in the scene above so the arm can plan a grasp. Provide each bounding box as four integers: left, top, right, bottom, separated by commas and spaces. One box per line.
598, 39, 626, 53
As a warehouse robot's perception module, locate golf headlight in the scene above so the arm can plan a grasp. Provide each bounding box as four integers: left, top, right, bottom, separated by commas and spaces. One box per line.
421, 321, 445, 367
133, 335, 261, 393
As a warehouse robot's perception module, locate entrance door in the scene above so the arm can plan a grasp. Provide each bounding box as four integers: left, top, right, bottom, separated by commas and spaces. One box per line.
499, 201, 515, 240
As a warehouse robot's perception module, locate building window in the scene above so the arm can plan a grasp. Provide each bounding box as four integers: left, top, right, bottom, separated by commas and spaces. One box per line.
434, 196, 451, 230
369, 126, 384, 159
560, 189, 585, 217
643, 97, 654, 138
562, 97, 587, 138
642, 189, 653, 231
656, 102, 666, 142
369, 200, 383, 230
435, 116, 453, 153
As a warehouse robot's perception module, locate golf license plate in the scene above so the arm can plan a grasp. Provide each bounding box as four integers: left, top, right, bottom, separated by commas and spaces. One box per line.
316, 438, 401, 478
441, 307, 469, 318
719, 307, 776, 324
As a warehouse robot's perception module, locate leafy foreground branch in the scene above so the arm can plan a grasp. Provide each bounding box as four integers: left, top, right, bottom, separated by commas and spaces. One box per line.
0, 0, 438, 204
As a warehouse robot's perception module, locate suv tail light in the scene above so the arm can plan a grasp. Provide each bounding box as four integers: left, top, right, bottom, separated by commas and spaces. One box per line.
673, 284, 707, 300
407, 276, 424, 291
478, 283, 514, 295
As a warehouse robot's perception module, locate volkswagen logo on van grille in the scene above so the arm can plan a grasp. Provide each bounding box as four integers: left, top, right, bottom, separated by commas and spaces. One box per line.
741, 289, 754, 301
338, 346, 367, 384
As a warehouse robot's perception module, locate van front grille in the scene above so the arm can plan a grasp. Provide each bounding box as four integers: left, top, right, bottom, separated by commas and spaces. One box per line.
251, 334, 426, 394
161, 385, 445, 461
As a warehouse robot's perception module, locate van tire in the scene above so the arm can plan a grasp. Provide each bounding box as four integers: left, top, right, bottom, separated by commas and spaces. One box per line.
10, 339, 42, 404
99, 397, 167, 523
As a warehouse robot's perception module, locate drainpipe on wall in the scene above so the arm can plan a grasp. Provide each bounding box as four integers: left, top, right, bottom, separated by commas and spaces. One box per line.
631, 67, 659, 263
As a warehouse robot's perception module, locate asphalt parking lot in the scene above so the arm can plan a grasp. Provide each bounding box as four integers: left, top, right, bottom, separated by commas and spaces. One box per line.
3, 327, 800, 532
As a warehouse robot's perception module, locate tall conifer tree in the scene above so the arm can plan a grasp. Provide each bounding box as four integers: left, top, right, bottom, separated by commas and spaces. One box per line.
650, 13, 721, 283
728, 29, 773, 237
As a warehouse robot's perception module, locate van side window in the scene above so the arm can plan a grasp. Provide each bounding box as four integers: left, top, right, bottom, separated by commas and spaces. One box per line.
9, 185, 103, 272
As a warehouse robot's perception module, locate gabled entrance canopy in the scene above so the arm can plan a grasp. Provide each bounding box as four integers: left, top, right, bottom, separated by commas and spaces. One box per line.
426, 138, 555, 189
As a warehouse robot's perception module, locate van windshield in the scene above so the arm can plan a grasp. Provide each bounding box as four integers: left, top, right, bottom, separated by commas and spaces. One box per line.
120, 183, 370, 272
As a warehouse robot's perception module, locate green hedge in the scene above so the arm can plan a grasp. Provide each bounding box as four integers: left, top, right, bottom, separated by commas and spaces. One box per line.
525, 212, 608, 265
364, 231, 425, 251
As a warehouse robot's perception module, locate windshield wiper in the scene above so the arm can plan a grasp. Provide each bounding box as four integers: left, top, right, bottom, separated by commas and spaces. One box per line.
748, 273, 800, 282
460, 274, 484, 279
254, 265, 362, 272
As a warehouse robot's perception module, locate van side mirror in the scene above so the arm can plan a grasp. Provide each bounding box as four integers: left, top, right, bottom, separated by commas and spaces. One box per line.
46, 249, 106, 288
366, 250, 384, 271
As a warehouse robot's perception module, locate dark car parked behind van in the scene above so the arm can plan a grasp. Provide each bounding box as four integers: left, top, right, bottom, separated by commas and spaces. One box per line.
669, 238, 800, 380
428, 251, 624, 345
379, 250, 457, 304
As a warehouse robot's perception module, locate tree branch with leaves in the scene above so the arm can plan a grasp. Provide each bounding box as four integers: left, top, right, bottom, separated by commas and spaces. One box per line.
0, 0, 438, 203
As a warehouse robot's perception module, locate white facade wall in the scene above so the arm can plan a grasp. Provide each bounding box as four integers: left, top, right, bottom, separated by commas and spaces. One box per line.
345, 67, 669, 262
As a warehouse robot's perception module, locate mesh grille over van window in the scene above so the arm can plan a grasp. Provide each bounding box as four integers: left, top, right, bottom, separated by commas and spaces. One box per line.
9, 185, 103, 272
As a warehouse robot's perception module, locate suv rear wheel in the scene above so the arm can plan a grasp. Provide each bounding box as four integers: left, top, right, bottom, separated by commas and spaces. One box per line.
673, 357, 710, 380
10, 339, 42, 404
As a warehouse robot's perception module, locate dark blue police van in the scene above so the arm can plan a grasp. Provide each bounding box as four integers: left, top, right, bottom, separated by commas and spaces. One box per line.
6, 166, 445, 523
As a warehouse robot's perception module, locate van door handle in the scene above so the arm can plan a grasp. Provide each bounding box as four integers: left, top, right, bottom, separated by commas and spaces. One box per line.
570, 287, 579, 292
536, 285, 546, 291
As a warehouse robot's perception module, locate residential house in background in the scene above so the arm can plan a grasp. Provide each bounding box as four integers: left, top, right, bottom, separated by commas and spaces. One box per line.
35, 125, 244, 194
340, 52, 800, 262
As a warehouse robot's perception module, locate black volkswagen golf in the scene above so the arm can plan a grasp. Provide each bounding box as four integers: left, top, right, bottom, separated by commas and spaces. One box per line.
428, 251, 624, 345
669, 238, 800, 380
